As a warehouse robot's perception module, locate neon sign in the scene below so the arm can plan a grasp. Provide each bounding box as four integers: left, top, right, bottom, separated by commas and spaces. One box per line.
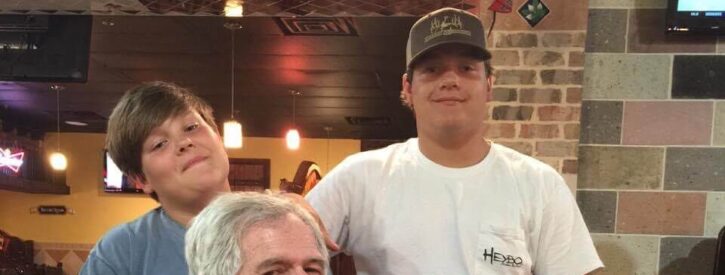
0, 148, 24, 173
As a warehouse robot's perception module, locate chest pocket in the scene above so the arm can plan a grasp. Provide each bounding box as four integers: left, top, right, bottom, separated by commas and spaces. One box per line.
475, 224, 532, 275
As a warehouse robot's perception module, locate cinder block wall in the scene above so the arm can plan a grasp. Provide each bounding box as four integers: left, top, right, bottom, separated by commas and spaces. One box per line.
580, 1, 725, 274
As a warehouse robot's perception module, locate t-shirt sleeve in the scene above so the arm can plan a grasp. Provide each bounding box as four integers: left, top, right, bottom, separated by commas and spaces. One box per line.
80, 226, 132, 275
533, 173, 604, 275
305, 158, 353, 255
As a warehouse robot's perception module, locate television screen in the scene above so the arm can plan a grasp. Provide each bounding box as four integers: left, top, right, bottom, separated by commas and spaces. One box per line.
103, 151, 144, 193
666, 0, 725, 34
0, 15, 91, 82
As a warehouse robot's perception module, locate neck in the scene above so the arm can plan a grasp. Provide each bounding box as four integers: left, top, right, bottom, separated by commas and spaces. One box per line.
417, 128, 491, 168
159, 190, 227, 227
162, 206, 198, 228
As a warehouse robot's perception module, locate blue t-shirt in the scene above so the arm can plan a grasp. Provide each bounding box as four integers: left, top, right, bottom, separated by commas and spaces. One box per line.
80, 207, 187, 275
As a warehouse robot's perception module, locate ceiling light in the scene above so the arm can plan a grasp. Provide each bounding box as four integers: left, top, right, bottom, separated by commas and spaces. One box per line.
224, 0, 244, 17
223, 22, 243, 149
285, 90, 301, 150
49, 85, 67, 171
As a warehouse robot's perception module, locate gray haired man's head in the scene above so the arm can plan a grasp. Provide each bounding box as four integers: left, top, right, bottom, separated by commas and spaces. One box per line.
185, 192, 328, 275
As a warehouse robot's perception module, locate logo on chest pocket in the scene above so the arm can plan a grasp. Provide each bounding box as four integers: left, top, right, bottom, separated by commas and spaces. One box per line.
482, 246, 523, 268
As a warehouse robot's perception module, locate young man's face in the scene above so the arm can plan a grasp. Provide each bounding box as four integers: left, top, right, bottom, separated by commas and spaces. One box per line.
138, 110, 230, 210
403, 44, 492, 138
238, 213, 326, 275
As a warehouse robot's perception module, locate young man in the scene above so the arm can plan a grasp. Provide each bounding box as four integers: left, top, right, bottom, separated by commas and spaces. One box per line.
81, 81, 232, 275
304, 8, 603, 274
185, 192, 328, 275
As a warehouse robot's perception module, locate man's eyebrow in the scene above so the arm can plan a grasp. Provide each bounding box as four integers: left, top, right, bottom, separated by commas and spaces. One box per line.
255, 258, 290, 272
254, 257, 326, 271
303, 257, 326, 267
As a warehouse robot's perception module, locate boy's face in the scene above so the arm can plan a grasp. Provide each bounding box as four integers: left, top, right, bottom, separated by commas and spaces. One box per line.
138, 110, 230, 210
402, 44, 493, 137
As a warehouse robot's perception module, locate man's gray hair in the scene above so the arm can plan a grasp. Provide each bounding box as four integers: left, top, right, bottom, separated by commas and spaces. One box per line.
185, 192, 329, 275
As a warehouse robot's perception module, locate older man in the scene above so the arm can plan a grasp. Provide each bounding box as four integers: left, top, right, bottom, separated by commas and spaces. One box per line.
185, 192, 328, 275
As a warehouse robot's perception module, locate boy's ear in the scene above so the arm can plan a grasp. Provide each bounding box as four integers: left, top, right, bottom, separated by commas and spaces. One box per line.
401, 73, 413, 107
130, 174, 153, 194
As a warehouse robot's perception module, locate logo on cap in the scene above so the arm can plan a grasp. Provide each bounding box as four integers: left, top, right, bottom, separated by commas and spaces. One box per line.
425, 14, 470, 43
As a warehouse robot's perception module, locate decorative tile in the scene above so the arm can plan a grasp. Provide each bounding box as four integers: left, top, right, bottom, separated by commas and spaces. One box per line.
45, 249, 69, 263
622, 101, 713, 145
73, 250, 91, 262
628, 9, 716, 53
705, 193, 725, 237
664, 148, 725, 191
585, 9, 627, 53
659, 237, 716, 275
672, 55, 725, 99
576, 191, 616, 233
583, 54, 670, 99
618, 192, 706, 235
580, 100, 622, 144
716, 102, 725, 145
518, 0, 550, 28
578, 146, 663, 190
591, 234, 659, 275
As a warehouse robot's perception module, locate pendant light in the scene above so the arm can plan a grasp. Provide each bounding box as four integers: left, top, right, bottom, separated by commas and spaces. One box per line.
285, 90, 301, 150
223, 22, 243, 149
49, 85, 67, 171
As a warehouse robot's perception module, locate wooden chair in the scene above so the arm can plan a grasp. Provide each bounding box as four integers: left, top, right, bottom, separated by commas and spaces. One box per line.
715, 225, 725, 275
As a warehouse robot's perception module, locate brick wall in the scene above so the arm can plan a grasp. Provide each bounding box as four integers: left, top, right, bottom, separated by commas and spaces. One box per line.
476, 0, 589, 192
580, 1, 725, 274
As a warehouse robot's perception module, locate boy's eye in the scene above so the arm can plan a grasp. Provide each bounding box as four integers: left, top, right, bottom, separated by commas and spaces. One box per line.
186, 123, 199, 131
151, 140, 167, 151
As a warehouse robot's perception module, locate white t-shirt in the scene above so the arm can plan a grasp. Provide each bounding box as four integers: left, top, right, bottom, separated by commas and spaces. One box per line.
306, 138, 603, 275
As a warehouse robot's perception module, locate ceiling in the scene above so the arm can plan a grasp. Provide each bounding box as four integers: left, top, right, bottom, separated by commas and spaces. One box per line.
0, 0, 479, 140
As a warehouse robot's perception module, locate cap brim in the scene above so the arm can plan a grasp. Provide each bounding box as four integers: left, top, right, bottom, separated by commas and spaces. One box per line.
407, 41, 492, 69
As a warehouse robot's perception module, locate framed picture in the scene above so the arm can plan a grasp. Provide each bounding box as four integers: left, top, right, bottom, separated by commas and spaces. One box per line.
228, 158, 270, 192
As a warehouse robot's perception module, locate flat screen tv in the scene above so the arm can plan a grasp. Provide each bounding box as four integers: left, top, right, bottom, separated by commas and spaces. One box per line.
666, 0, 725, 34
0, 15, 91, 82
103, 151, 144, 194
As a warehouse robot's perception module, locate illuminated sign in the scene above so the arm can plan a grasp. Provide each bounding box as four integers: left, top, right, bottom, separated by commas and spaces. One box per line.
0, 148, 24, 173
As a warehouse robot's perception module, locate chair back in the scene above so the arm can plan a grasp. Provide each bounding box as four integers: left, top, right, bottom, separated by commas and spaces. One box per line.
715, 225, 725, 275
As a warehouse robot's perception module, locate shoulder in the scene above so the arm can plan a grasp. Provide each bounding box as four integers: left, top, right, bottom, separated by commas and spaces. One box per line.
85, 208, 164, 263
337, 139, 415, 169
491, 143, 562, 180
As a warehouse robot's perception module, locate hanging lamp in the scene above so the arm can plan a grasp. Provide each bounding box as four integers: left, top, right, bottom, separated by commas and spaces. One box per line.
49, 85, 67, 171
285, 90, 301, 150
223, 22, 243, 149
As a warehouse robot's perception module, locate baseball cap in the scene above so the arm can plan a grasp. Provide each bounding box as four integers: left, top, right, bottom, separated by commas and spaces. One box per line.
406, 7, 491, 68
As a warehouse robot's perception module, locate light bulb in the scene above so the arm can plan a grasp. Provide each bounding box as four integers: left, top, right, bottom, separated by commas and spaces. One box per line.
224, 1, 243, 17
223, 120, 243, 148
286, 129, 300, 150
49, 152, 67, 171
